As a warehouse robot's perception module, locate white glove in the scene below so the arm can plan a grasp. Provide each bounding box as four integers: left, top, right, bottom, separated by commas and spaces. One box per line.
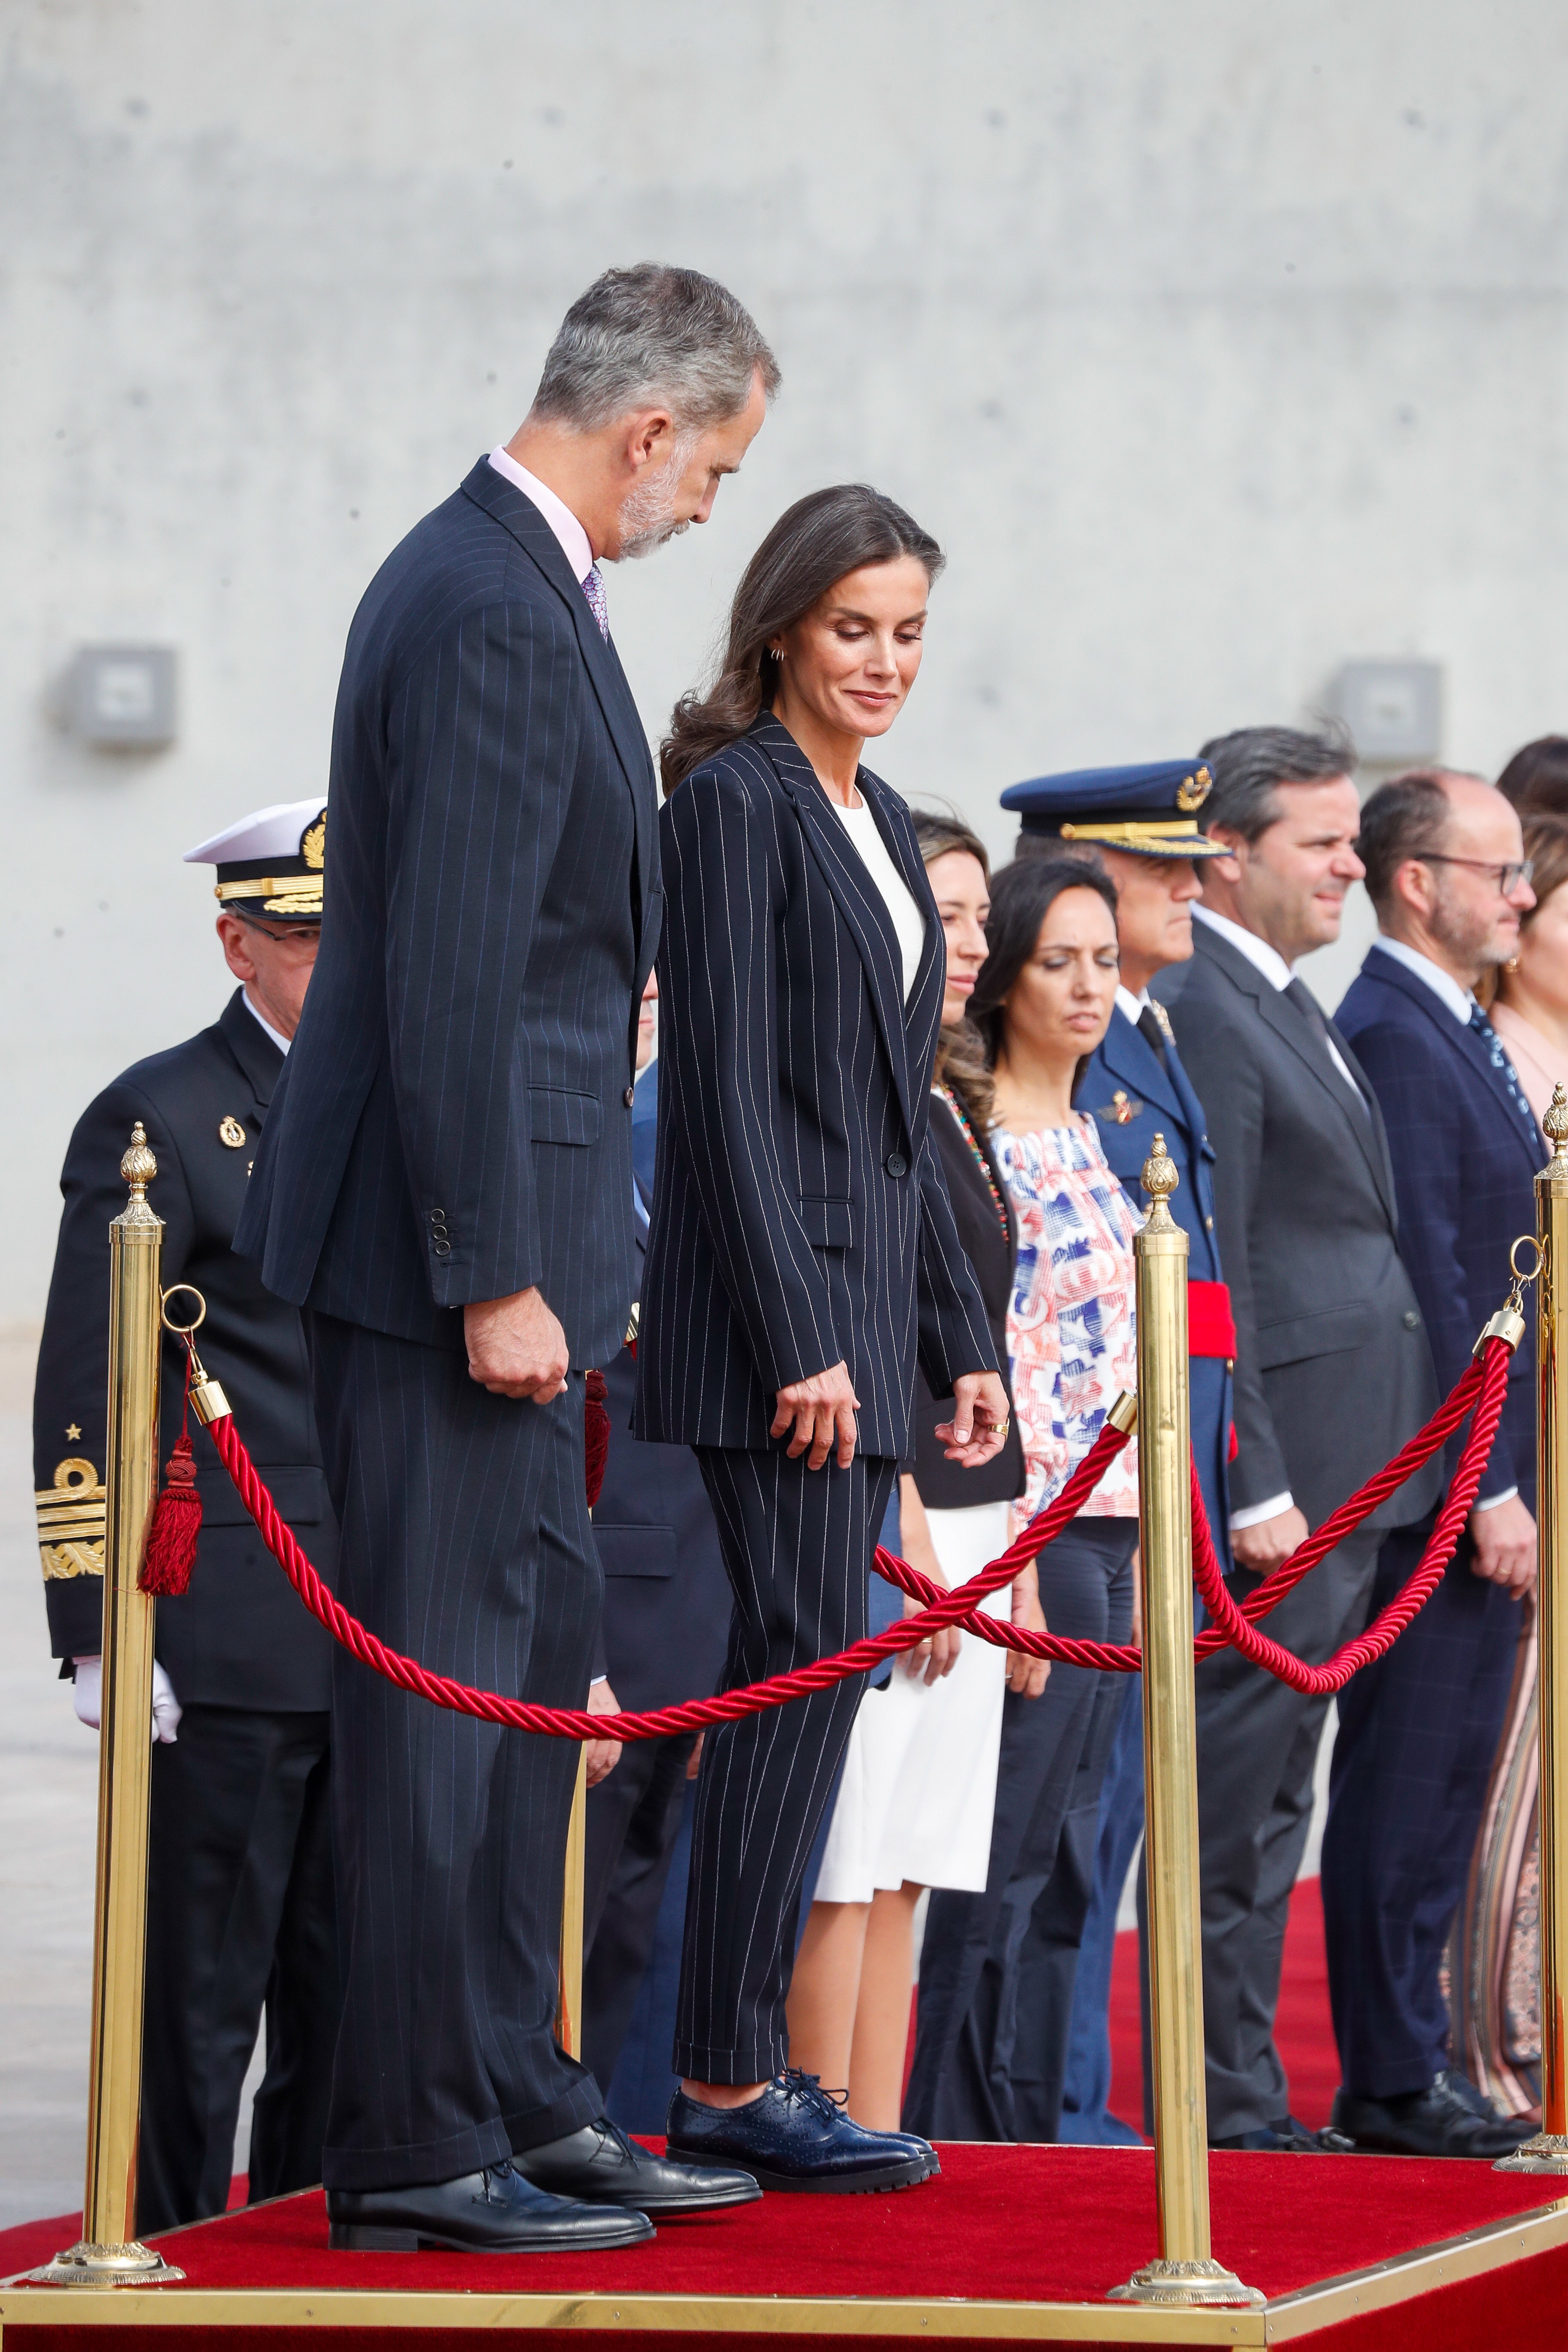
70, 1656, 182, 1744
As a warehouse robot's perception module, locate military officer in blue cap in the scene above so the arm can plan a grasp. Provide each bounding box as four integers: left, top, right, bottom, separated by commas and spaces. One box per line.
998, 758, 1235, 2144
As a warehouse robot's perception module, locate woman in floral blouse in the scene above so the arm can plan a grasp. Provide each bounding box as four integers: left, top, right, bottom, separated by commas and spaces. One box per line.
905, 850, 1141, 2143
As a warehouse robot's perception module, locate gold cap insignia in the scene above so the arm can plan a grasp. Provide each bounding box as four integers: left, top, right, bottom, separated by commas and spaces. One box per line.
1175, 769, 1211, 813
219, 1115, 246, 1148
301, 809, 326, 870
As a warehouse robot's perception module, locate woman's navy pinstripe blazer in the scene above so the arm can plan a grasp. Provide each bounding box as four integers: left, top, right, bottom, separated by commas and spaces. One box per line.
633, 714, 995, 1459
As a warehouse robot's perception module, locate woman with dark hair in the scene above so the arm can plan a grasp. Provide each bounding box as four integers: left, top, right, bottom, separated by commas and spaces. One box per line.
786, 812, 1036, 2131
1496, 735, 1568, 815
904, 852, 1143, 2144
1452, 811, 1568, 2119
636, 487, 1010, 2192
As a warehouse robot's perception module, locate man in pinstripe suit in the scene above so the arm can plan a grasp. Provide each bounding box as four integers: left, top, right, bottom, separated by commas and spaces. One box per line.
237, 267, 776, 2253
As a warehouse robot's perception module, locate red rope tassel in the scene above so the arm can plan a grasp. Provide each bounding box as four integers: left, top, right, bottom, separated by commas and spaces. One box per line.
140, 1429, 202, 1595
584, 1368, 610, 1510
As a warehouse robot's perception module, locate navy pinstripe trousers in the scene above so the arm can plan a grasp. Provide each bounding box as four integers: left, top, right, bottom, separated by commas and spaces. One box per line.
306, 1313, 603, 2190
674, 1448, 899, 2083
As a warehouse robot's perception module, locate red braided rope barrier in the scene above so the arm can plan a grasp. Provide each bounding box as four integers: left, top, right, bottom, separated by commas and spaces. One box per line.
872, 1343, 1505, 1667
1179, 1337, 1511, 1695
202, 1334, 1509, 1730
203, 1412, 1132, 1741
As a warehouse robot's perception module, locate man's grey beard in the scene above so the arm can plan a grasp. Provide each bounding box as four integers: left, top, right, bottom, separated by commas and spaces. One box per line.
615, 432, 700, 561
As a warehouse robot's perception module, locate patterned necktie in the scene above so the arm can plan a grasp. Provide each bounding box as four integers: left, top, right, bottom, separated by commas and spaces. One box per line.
1469, 1004, 1540, 1136
581, 562, 610, 641
1136, 1005, 1170, 1069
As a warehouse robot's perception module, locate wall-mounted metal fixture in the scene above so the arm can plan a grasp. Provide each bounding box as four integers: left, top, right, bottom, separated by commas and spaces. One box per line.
68, 646, 178, 748
1330, 660, 1442, 766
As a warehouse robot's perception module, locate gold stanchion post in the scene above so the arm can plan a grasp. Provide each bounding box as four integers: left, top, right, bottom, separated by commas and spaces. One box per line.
1499, 1081, 1568, 2172
1110, 1138, 1261, 2307
557, 1750, 589, 2059
32, 1127, 184, 2287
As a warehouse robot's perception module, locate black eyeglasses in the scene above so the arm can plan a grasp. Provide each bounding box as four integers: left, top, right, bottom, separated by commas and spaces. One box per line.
1417, 854, 1534, 896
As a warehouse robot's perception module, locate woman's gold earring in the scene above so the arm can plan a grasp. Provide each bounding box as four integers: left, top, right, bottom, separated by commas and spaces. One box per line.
1503, 956, 1521, 974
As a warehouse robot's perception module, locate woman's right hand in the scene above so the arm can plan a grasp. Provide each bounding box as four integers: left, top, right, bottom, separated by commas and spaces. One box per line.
1006, 1564, 1051, 1700
896, 1476, 960, 1684
772, 1360, 859, 1470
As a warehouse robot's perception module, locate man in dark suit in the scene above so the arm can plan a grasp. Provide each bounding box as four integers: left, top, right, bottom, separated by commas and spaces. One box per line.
236, 266, 776, 2252
1323, 770, 1540, 2158
37, 801, 340, 2233
579, 984, 733, 2100
1003, 760, 1236, 2143
1156, 723, 1442, 2150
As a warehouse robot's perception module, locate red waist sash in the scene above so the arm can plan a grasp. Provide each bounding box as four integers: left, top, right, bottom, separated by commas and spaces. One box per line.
1188, 1279, 1237, 1361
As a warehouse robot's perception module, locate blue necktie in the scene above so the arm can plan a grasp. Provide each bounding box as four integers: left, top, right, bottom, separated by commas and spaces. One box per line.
1469, 1004, 1539, 1136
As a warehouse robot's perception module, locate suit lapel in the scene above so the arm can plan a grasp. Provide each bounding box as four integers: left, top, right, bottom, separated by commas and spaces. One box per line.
755, 716, 918, 1133
217, 989, 284, 1112
1367, 950, 1545, 1170
459, 461, 657, 954
1098, 1004, 1184, 1128
1197, 925, 1398, 1219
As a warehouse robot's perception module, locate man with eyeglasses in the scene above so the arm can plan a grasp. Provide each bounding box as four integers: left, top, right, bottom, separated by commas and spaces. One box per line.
1322, 770, 1541, 2158
35, 799, 343, 2231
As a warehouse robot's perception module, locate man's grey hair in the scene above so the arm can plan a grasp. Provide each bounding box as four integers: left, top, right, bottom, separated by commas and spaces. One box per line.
530, 264, 781, 432
1197, 722, 1358, 845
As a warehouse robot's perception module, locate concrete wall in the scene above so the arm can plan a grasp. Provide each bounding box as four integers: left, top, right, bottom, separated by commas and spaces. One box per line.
3, 0, 1566, 1320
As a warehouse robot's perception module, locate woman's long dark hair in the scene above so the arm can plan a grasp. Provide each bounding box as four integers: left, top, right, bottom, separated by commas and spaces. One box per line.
969, 853, 1120, 1102
913, 808, 996, 1132
660, 485, 945, 794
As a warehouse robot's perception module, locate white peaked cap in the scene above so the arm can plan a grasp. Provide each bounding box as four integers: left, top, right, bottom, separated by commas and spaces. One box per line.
183, 798, 328, 866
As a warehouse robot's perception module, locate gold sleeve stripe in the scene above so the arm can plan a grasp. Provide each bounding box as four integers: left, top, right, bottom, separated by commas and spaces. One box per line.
37, 1458, 107, 1578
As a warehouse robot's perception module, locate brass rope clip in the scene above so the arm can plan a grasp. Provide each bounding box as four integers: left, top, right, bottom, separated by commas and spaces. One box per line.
1474, 1234, 1544, 1357
160, 1285, 232, 1425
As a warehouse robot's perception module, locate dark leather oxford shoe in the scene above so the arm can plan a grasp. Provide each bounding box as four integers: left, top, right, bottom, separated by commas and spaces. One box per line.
666, 2070, 939, 2193
325, 2159, 655, 2251
1212, 2114, 1354, 2153
1331, 2071, 1537, 2159
513, 2116, 760, 2214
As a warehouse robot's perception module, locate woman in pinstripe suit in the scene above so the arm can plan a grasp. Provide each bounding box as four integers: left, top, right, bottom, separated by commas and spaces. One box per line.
634, 487, 1011, 2192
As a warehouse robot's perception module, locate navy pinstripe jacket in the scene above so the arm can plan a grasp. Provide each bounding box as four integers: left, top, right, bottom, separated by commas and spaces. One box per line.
1336, 945, 1542, 1506
633, 715, 995, 1457
236, 461, 660, 1366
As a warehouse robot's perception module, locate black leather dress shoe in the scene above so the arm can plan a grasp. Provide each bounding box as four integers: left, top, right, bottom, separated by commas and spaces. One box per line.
666, 2070, 939, 2193
513, 2116, 760, 2214
1331, 2071, 1537, 2159
1212, 2119, 1318, 2152
326, 2159, 655, 2251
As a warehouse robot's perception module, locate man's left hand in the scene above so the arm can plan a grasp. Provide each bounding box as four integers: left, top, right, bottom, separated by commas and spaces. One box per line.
585, 1678, 624, 1786
1470, 1495, 1537, 1597
935, 1371, 1011, 1466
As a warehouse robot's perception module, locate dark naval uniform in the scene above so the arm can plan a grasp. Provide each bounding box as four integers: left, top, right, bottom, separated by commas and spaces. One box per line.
37, 821, 341, 2234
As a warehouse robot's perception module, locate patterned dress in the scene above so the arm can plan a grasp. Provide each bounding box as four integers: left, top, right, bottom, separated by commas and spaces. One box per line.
992, 1112, 1140, 1529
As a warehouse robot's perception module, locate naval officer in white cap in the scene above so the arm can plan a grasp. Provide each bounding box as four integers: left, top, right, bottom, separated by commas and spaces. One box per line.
34, 798, 343, 2233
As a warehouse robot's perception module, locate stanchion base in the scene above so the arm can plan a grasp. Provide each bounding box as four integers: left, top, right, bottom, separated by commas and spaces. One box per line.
1495, 2132, 1568, 2174
1106, 2255, 1266, 2307
23, 2238, 185, 2289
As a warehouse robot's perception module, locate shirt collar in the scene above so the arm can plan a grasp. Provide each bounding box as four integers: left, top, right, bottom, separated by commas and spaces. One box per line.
1115, 984, 1150, 1025
1371, 934, 1476, 1026
1194, 902, 1294, 993
487, 447, 594, 584
243, 992, 293, 1057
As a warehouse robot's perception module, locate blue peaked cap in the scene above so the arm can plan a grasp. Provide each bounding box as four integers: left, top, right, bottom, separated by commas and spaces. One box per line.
1001, 758, 1228, 860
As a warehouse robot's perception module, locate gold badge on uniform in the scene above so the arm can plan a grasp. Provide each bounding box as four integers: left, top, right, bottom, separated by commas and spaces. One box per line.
219, 1116, 246, 1148
1105, 1090, 1142, 1126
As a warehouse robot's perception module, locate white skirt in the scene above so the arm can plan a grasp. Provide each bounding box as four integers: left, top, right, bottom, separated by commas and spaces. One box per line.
813, 1498, 1013, 1903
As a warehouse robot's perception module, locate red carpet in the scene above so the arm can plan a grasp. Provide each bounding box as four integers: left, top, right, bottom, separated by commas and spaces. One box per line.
2, 2143, 1560, 2310
1110, 1873, 1340, 2133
